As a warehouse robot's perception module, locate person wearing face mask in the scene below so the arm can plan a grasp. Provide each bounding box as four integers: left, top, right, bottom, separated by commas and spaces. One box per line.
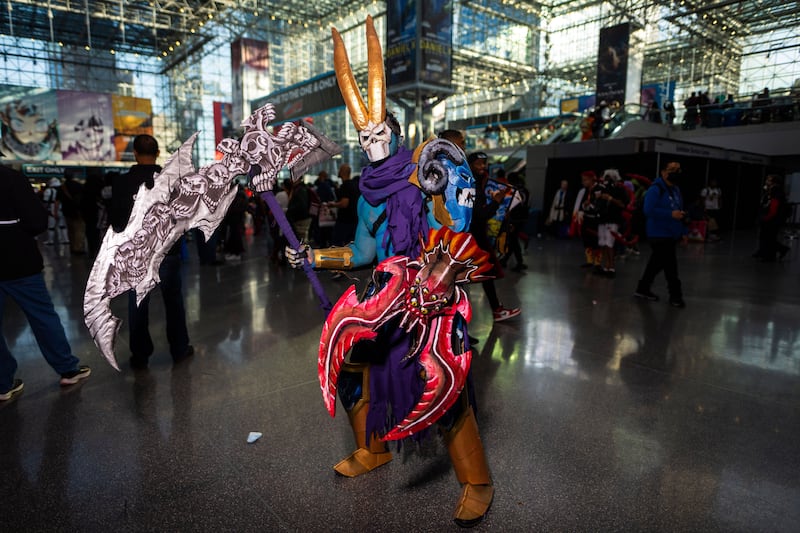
634, 160, 689, 308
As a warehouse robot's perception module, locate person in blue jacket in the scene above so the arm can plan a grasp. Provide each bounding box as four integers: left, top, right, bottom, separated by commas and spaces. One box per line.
634, 160, 689, 308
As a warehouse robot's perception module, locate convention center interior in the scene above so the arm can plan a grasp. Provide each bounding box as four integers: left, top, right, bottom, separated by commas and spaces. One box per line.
1, 0, 799, 530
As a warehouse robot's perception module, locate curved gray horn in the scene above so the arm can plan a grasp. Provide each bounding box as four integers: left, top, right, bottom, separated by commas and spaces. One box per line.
418, 139, 464, 195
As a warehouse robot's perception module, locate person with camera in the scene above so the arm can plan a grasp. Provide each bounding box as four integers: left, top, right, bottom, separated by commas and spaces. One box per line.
634, 160, 689, 308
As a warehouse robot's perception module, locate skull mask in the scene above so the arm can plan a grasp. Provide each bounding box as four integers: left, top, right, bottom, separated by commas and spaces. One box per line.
359, 120, 393, 162
359, 113, 402, 162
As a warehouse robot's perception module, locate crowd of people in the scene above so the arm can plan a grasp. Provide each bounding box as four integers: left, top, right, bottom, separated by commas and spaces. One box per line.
3, 127, 794, 400
679, 86, 799, 129
548, 161, 793, 306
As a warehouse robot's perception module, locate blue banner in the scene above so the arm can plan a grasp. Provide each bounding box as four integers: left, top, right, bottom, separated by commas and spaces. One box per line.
386, 0, 417, 88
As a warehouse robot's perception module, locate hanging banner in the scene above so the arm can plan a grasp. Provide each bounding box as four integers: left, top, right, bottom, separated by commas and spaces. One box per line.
252, 72, 345, 122
386, 0, 453, 97
386, 0, 418, 88
57, 90, 115, 161
0, 86, 60, 161
560, 94, 597, 114
213, 102, 235, 159
112, 95, 153, 162
419, 0, 453, 88
231, 38, 270, 126
595, 23, 630, 106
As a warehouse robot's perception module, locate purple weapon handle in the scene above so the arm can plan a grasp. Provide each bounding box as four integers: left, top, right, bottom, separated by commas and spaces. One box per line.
261, 190, 333, 314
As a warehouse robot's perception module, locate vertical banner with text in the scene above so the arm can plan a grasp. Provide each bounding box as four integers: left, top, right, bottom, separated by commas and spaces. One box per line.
386, 0, 453, 96
212, 102, 234, 160
231, 38, 270, 126
386, 0, 417, 89
419, 0, 453, 88
595, 23, 630, 106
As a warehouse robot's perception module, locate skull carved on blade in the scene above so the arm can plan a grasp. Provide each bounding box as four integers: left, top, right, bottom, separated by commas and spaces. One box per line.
170, 174, 207, 219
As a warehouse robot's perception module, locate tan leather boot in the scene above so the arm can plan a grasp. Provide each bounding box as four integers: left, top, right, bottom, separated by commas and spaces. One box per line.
446, 406, 494, 527
333, 365, 393, 477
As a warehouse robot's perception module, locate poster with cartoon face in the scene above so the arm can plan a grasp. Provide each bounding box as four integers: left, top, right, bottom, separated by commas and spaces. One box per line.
57, 90, 115, 161
0, 86, 60, 160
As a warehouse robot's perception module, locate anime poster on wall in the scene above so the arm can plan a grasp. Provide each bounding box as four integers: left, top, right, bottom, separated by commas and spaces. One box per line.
57, 90, 115, 161
112, 95, 153, 161
0, 86, 60, 160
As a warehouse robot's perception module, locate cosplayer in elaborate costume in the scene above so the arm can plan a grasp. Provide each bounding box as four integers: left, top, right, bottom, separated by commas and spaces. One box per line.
286, 17, 494, 527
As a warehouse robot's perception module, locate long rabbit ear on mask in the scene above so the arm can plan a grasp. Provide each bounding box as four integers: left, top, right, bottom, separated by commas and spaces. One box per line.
332, 15, 385, 130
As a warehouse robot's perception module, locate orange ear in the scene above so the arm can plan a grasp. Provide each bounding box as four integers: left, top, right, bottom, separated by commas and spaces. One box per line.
365, 15, 385, 125
332, 25, 368, 130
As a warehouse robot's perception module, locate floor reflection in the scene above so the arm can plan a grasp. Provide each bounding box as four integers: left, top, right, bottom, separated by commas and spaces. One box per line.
0, 231, 797, 530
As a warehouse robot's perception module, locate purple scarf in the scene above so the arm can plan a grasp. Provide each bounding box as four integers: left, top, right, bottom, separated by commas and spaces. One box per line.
359, 146, 428, 258
358, 147, 431, 442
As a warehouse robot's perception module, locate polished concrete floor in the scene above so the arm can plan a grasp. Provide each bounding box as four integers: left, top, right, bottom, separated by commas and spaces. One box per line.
1, 230, 799, 532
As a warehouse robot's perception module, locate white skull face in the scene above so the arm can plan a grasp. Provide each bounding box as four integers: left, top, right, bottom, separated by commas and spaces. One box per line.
359, 120, 393, 162
182, 174, 209, 195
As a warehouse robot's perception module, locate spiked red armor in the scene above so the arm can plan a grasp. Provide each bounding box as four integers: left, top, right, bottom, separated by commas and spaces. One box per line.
318, 227, 490, 441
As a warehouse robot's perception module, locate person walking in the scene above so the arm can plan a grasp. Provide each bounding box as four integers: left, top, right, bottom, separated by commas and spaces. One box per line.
468, 152, 521, 321
0, 164, 91, 401
634, 161, 688, 308
110, 134, 193, 369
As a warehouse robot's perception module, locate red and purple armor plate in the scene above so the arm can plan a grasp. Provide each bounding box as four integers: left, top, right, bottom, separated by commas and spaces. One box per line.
318, 227, 490, 441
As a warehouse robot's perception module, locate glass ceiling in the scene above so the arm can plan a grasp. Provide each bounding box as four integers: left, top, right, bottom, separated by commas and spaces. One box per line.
0, 0, 797, 158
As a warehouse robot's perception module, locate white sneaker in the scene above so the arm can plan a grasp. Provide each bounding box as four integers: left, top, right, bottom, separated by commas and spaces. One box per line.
493, 306, 521, 322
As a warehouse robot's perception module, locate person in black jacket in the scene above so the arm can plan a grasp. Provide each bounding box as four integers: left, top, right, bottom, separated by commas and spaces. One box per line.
58, 170, 86, 254
468, 152, 521, 322
110, 134, 193, 369
0, 164, 91, 400
81, 167, 105, 257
